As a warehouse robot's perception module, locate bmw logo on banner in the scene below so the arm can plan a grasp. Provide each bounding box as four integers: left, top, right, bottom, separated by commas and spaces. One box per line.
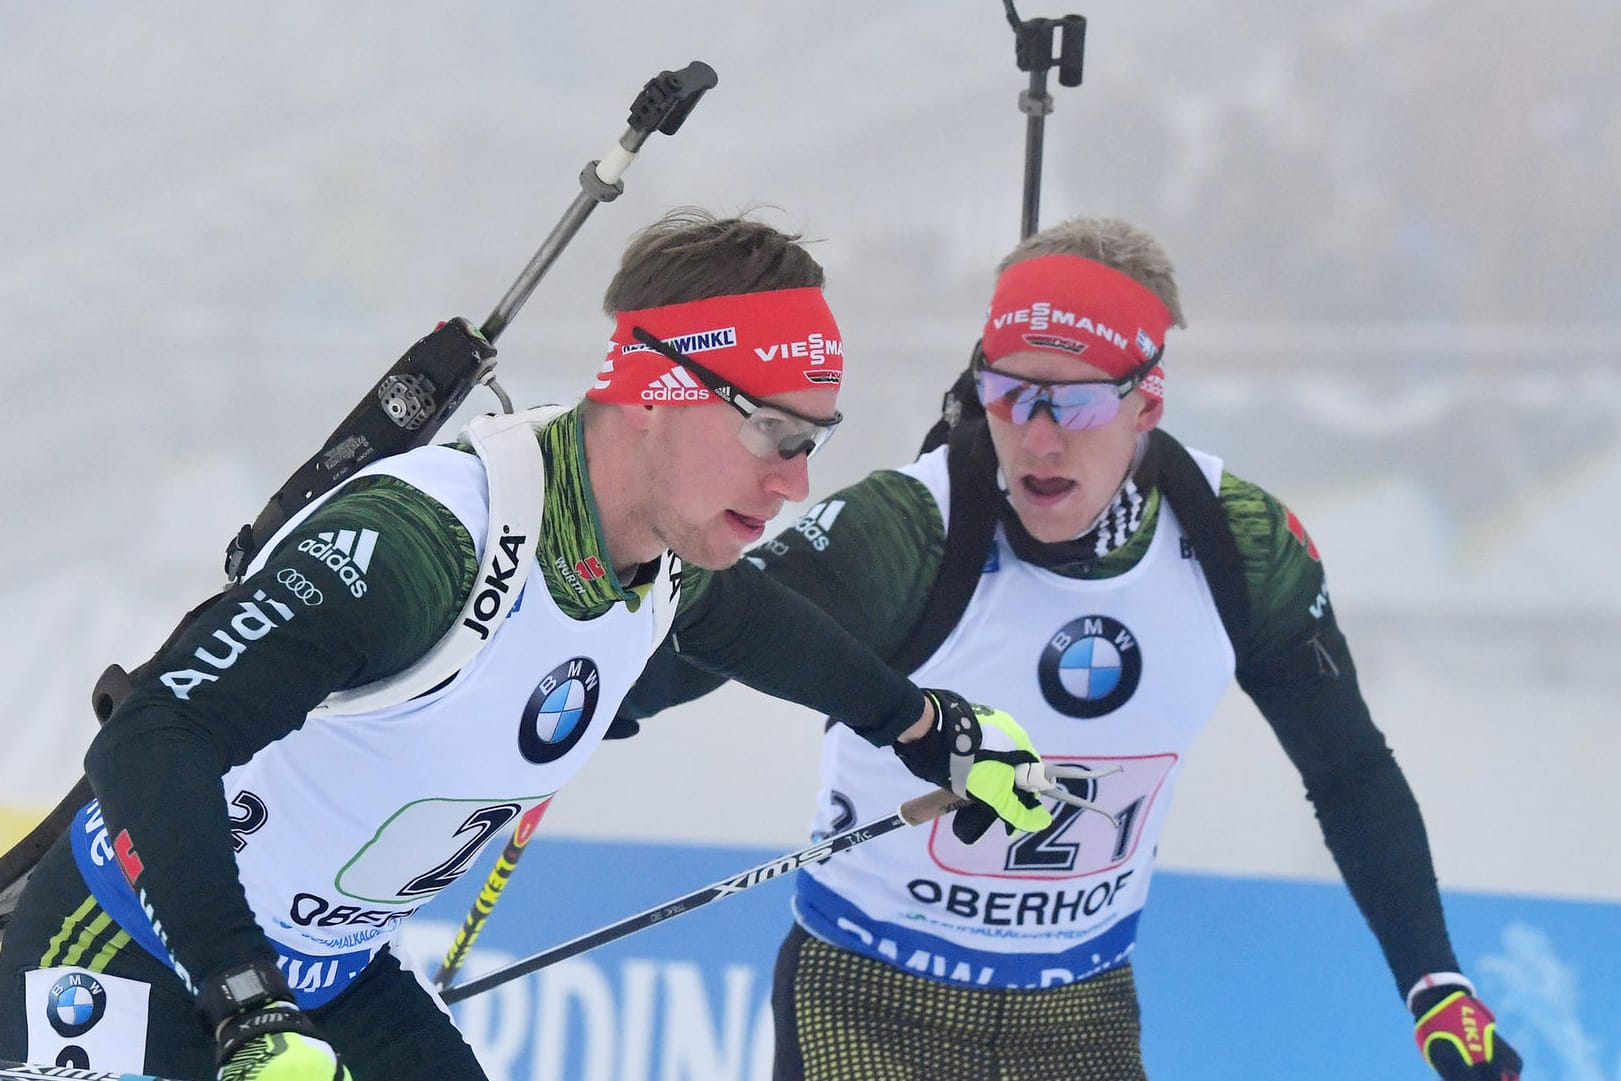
1038, 615, 1141, 718
519, 657, 601, 763
46, 972, 107, 1038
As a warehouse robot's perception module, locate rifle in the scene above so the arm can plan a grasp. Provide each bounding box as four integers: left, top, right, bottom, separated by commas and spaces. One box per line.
0, 59, 718, 932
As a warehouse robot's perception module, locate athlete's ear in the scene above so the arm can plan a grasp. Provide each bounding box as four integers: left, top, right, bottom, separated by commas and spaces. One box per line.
1134, 393, 1163, 432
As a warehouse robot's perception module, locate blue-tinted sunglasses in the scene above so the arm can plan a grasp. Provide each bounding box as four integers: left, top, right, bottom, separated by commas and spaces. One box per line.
974, 352, 1156, 432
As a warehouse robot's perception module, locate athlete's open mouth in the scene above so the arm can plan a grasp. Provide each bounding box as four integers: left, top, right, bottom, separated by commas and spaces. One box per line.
1022, 476, 1076, 500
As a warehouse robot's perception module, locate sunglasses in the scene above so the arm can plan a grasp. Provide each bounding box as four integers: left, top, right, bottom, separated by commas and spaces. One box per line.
631, 328, 843, 460
973, 351, 1157, 432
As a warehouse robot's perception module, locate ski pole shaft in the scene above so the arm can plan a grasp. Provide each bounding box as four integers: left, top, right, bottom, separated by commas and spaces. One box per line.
1018, 63, 1053, 242
479, 60, 718, 342
432, 798, 552, 990
440, 787, 968, 1003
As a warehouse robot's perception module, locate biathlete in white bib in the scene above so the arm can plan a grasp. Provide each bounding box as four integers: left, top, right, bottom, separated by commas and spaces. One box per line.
0, 210, 1064, 1081
618, 215, 1523, 1081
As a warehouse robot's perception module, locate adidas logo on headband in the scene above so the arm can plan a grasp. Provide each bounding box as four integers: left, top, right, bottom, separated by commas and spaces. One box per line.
641, 369, 712, 403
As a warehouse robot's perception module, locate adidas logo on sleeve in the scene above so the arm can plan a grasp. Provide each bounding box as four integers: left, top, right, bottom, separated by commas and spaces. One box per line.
792, 500, 845, 552
296, 528, 379, 598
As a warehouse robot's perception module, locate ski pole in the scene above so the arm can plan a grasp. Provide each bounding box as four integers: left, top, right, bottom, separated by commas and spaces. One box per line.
1001, 1, 1086, 240
432, 798, 553, 990
439, 787, 968, 1003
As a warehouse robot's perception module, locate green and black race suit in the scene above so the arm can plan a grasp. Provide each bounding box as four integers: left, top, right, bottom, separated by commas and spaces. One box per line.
45, 406, 927, 1005
621, 431, 1460, 996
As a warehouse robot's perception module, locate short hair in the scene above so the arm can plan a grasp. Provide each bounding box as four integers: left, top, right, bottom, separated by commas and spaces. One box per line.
603, 207, 825, 314
997, 216, 1187, 328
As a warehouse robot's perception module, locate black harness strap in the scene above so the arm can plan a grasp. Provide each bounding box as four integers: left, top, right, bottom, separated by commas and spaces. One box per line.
887, 419, 1001, 674
1148, 428, 1251, 647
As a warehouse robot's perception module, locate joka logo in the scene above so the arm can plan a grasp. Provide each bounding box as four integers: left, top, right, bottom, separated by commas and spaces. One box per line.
642, 368, 711, 403
46, 972, 106, 1037
463, 526, 529, 641
519, 657, 601, 764
296, 528, 379, 598
1037, 615, 1142, 718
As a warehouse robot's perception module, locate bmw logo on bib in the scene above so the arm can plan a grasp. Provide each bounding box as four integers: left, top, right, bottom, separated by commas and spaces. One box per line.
1038, 615, 1141, 718
46, 972, 107, 1038
519, 657, 601, 763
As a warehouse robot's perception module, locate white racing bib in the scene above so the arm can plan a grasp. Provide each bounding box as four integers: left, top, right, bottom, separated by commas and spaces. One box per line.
797, 443, 1236, 989
22, 968, 150, 1074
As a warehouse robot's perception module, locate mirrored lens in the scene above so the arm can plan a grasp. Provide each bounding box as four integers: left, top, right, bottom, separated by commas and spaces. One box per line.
737, 408, 840, 460
976, 369, 1125, 432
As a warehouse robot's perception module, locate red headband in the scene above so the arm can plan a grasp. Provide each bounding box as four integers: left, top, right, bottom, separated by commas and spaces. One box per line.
982, 254, 1173, 400
588, 286, 843, 405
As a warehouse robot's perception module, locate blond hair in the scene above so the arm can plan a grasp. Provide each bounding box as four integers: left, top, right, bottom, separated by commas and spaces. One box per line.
997, 216, 1186, 328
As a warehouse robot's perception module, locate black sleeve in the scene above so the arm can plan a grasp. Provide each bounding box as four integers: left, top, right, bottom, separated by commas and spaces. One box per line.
665, 558, 926, 747
1227, 474, 1459, 995
1240, 615, 1460, 995
619, 470, 944, 728
82, 476, 475, 990
618, 640, 728, 722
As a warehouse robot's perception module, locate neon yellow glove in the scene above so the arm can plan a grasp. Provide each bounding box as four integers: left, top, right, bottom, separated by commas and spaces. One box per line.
218, 1024, 350, 1081
894, 689, 1053, 842
200, 961, 350, 1081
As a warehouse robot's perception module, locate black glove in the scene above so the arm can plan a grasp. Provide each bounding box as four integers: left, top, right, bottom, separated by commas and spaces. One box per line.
891, 689, 1051, 843
201, 961, 350, 1081
1411, 977, 1522, 1081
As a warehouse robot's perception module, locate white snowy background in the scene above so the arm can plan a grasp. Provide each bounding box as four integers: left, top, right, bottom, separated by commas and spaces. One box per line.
3, 0, 1618, 914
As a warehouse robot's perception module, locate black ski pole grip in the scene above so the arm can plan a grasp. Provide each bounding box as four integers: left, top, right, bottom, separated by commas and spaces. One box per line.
481, 60, 719, 343
1056, 15, 1086, 87
628, 60, 719, 137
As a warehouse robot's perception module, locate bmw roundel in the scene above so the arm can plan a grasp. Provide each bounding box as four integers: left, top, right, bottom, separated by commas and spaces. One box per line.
519, 657, 601, 763
46, 971, 106, 1037
1038, 615, 1141, 718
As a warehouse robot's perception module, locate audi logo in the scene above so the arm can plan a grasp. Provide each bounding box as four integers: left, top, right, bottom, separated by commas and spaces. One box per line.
276, 567, 325, 606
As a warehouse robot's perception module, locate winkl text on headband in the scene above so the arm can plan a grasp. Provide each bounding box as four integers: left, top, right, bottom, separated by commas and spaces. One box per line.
587, 287, 843, 406
981, 254, 1174, 402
